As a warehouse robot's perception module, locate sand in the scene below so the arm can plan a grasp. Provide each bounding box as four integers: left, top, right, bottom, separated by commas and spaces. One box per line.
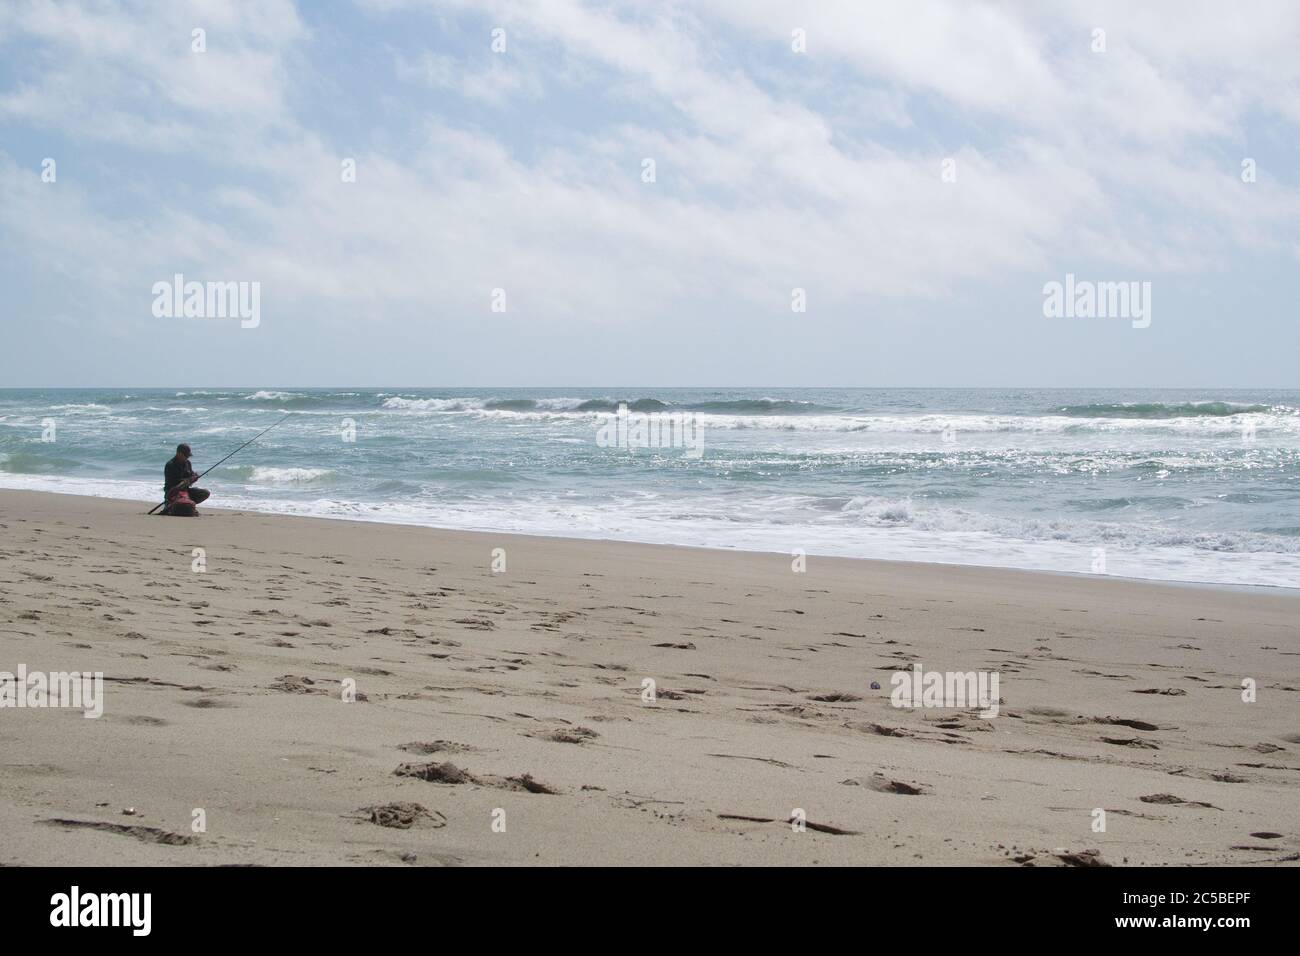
0, 488, 1296, 866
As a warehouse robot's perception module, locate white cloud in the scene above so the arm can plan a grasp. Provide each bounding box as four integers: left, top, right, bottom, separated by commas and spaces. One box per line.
0, 0, 306, 149
3, 0, 1299, 349
396, 49, 543, 104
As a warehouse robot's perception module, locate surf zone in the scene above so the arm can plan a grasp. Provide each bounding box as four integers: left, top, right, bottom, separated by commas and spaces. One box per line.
595, 402, 705, 458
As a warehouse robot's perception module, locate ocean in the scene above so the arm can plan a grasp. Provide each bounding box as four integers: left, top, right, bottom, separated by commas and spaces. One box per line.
1, 387, 1297, 589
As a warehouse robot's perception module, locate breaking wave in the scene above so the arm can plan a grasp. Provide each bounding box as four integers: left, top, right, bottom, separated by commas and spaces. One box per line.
1054, 401, 1283, 419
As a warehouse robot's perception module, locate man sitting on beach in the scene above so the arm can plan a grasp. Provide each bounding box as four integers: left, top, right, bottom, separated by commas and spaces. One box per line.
164, 443, 210, 512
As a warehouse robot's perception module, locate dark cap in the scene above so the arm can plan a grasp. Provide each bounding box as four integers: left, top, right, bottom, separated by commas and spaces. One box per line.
176, 443, 192, 456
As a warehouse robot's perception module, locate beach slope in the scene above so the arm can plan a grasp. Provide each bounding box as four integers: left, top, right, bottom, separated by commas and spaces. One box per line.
0, 489, 1296, 866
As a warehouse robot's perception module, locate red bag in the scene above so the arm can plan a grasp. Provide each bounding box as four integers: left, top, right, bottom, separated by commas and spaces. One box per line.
167, 490, 197, 517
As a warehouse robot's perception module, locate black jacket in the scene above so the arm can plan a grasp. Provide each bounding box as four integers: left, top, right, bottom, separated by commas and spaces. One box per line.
164, 456, 196, 495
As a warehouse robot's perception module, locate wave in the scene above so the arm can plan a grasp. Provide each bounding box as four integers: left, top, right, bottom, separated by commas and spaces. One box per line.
573, 398, 671, 412
382, 396, 834, 416
369, 478, 422, 495
688, 412, 1300, 436
1055, 401, 1283, 419
382, 397, 480, 412
687, 399, 832, 414
572, 398, 831, 414
222, 465, 333, 484
0, 452, 85, 474
245, 390, 298, 401
224, 390, 377, 410
835, 495, 1300, 554
368, 397, 1299, 436
48, 403, 112, 414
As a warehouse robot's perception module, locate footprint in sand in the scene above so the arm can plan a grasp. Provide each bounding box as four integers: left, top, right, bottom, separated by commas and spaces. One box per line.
398, 740, 478, 755
39, 818, 195, 846
1101, 736, 1159, 749
352, 803, 446, 829
716, 813, 860, 835
1139, 793, 1221, 810
842, 773, 931, 795
393, 761, 559, 794
533, 726, 600, 745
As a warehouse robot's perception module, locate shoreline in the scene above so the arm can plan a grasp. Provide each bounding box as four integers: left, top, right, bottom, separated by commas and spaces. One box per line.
1, 487, 1297, 865
1, 485, 1292, 597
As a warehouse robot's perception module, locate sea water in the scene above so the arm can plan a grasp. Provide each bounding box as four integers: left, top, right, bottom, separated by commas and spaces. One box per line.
1, 387, 1297, 588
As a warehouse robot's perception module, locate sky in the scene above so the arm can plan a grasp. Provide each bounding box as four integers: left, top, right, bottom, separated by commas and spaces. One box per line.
1, 0, 1298, 388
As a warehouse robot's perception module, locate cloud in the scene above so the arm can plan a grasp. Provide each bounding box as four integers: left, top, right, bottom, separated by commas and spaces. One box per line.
395, 49, 543, 105
1, 0, 1298, 383
0, 0, 306, 149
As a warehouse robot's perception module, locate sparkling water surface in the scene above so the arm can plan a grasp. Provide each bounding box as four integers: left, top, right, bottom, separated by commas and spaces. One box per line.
2, 387, 1297, 588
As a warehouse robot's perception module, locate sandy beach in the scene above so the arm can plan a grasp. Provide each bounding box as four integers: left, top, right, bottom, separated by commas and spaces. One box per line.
0, 487, 1296, 866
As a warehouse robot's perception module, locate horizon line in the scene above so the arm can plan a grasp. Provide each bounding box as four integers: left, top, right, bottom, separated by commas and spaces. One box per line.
0, 385, 1294, 392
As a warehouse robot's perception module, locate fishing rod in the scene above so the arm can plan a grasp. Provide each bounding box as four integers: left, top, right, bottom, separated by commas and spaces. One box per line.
147, 415, 293, 515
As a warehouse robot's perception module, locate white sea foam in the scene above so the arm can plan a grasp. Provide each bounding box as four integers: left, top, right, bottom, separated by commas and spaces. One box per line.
372, 401, 1300, 438
245, 390, 298, 401
834, 495, 1300, 554
246, 467, 332, 483
382, 396, 483, 411
48, 403, 112, 414
2, 471, 1296, 588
